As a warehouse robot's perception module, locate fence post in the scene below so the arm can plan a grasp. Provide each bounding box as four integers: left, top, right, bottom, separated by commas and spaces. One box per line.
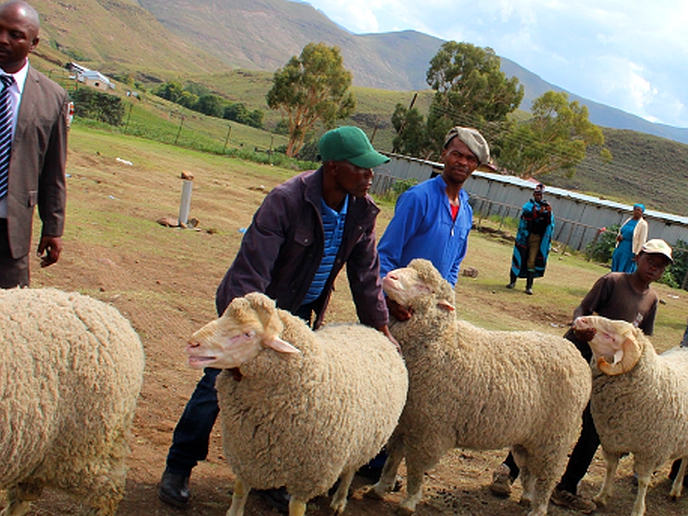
178, 173, 194, 226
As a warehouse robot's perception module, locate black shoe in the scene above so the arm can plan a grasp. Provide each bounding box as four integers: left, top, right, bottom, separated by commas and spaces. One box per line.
255, 487, 290, 514
158, 470, 190, 508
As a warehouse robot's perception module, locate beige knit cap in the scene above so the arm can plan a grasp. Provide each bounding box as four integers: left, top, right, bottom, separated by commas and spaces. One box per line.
443, 126, 490, 166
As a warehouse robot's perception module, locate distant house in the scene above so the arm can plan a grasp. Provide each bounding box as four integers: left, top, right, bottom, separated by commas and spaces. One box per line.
66, 62, 115, 91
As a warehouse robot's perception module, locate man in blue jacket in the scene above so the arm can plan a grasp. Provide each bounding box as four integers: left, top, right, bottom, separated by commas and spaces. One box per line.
378, 126, 490, 321
359, 127, 489, 481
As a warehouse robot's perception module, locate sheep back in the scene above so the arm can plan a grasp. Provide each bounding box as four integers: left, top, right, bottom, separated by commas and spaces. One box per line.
591, 338, 688, 464
216, 312, 408, 502
395, 316, 590, 452
0, 288, 144, 509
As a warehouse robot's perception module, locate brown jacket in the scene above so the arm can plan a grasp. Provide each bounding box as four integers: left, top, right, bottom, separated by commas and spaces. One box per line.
6, 66, 69, 258
216, 167, 389, 330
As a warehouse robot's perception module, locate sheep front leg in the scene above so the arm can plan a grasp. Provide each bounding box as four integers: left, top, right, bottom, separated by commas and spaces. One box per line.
330, 468, 355, 514
398, 461, 425, 514
670, 458, 687, 500
593, 450, 620, 507
368, 435, 405, 499
226, 477, 249, 516
630, 465, 652, 516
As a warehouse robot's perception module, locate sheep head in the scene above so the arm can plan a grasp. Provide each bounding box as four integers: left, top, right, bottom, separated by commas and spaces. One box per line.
382, 258, 455, 313
186, 292, 300, 369
572, 316, 643, 376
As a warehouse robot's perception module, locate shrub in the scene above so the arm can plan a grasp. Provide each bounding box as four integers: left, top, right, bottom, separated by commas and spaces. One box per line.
585, 224, 619, 263
71, 87, 124, 126
378, 177, 418, 203
659, 239, 688, 290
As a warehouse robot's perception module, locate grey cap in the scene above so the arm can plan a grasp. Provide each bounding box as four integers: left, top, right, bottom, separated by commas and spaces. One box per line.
443, 126, 490, 166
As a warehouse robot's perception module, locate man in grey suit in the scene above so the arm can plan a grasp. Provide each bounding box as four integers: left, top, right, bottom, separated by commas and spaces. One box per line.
0, 1, 69, 288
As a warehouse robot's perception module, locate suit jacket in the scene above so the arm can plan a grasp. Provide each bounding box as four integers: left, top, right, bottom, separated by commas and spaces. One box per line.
6, 66, 69, 258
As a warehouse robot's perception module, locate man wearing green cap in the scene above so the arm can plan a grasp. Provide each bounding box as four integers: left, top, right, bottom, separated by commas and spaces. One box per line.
158, 126, 396, 513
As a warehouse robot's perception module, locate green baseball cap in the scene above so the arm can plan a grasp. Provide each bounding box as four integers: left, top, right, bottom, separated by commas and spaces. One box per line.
318, 126, 390, 169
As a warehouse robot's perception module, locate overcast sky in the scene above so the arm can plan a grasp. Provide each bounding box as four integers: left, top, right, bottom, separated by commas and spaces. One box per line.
303, 0, 688, 129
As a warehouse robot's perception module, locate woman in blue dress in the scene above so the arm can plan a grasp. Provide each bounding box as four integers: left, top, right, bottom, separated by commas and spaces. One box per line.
611, 203, 648, 272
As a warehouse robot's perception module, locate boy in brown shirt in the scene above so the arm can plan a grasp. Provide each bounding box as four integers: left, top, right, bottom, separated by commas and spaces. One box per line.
491, 239, 674, 513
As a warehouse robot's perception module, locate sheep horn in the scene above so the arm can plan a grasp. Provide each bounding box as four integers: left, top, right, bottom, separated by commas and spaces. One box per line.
597, 336, 641, 376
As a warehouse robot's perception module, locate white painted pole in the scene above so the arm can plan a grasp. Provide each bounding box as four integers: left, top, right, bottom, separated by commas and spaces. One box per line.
178, 179, 193, 226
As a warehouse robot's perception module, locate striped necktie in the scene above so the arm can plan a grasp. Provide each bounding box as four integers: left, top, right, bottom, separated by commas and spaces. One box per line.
0, 74, 14, 200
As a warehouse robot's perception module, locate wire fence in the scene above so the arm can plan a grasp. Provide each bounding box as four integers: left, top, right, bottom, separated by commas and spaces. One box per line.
470, 195, 605, 254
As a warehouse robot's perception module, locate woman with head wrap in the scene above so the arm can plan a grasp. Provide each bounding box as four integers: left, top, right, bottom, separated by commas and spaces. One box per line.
611, 203, 648, 273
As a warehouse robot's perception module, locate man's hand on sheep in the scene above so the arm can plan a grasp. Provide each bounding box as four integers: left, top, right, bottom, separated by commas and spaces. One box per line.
186, 294, 301, 370
572, 316, 642, 376
572, 325, 596, 343
386, 296, 412, 322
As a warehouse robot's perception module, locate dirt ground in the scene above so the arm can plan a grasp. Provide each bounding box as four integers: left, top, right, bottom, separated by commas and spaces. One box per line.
22, 244, 688, 516
6, 141, 688, 516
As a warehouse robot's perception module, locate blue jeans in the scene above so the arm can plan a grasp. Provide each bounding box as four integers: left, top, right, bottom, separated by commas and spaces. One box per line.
165, 367, 221, 476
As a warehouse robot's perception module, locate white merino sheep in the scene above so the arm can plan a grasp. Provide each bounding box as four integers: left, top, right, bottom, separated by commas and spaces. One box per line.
369, 259, 592, 516
0, 287, 145, 516
573, 315, 688, 516
185, 291, 408, 516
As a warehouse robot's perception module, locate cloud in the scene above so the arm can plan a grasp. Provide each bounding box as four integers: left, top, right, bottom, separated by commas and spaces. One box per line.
303, 0, 688, 127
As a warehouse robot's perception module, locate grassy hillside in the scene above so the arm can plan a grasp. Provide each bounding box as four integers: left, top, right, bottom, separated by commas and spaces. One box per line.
138, 68, 688, 215
32, 0, 227, 80
546, 128, 688, 215
47, 54, 687, 216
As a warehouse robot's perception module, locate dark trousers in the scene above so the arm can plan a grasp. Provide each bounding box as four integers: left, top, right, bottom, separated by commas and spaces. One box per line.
557, 402, 600, 494
164, 300, 317, 476
165, 367, 222, 476
0, 219, 29, 288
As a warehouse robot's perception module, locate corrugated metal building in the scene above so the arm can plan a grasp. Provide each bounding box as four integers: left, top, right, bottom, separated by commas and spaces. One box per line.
373, 153, 688, 252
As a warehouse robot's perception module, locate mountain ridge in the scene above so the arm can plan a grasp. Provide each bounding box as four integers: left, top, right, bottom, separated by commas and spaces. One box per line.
33, 0, 688, 145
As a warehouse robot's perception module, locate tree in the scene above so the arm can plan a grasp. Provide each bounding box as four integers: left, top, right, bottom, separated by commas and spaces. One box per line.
424, 41, 524, 157
223, 103, 264, 129
266, 42, 355, 157
154, 81, 197, 108
391, 103, 429, 157
497, 91, 611, 179
194, 94, 225, 118
71, 88, 124, 126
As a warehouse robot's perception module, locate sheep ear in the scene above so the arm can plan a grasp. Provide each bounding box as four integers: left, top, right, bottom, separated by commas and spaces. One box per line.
264, 336, 301, 355
437, 299, 455, 312
597, 336, 641, 376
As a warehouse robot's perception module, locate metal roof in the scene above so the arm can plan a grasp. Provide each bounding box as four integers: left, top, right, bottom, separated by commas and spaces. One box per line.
472, 170, 688, 226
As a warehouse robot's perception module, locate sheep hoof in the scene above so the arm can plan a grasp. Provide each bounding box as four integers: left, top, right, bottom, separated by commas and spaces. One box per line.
592, 495, 607, 507
396, 505, 416, 515
363, 486, 385, 500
